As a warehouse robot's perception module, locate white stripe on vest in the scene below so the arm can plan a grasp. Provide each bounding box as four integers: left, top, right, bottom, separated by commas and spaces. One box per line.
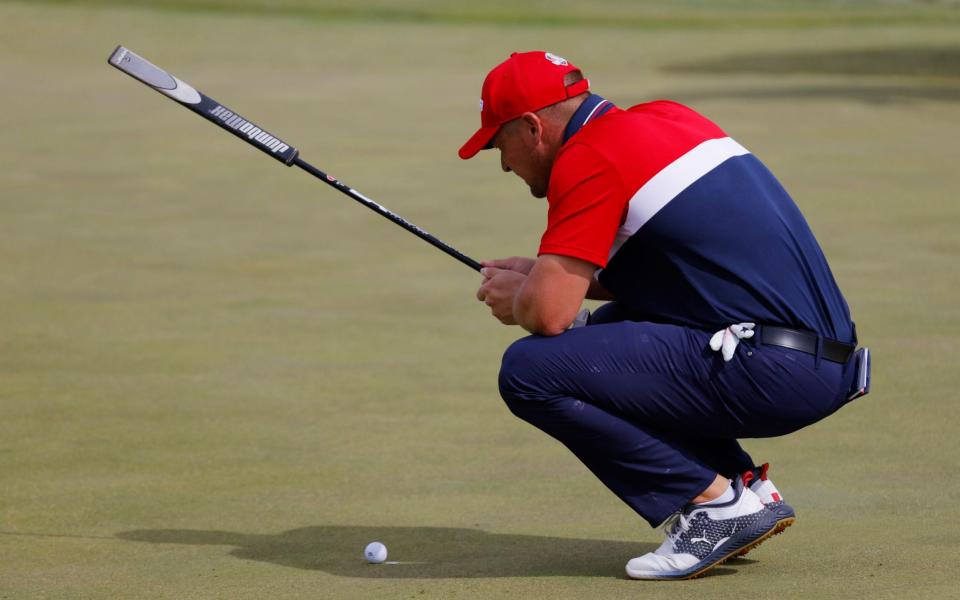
608, 137, 751, 259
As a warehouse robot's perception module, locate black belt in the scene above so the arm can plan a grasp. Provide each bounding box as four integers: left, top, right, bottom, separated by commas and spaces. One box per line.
757, 325, 855, 363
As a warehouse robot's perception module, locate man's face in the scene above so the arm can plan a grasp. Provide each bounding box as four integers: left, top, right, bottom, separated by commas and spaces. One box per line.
492, 115, 551, 199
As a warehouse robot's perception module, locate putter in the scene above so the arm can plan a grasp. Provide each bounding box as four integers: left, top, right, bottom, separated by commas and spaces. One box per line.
107, 45, 482, 273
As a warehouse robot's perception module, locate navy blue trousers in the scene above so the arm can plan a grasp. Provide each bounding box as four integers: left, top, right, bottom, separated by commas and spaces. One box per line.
498, 303, 857, 527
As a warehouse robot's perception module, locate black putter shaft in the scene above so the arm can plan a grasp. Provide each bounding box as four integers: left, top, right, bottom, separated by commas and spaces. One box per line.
107, 45, 482, 273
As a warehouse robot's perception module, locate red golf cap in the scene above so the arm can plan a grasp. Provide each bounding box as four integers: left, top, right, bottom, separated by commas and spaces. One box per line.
458, 51, 589, 160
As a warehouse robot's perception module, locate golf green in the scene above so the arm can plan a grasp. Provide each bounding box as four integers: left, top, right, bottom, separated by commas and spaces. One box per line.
1, 1, 958, 598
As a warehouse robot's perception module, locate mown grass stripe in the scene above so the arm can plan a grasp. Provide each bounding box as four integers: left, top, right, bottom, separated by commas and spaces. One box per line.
16, 0, 960, 30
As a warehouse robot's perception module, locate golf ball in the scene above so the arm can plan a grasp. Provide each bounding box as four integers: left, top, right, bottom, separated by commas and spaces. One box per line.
364, 541, 388, 564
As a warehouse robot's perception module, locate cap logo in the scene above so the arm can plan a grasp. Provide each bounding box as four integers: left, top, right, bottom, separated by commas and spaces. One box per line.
544, 52, 568, 67
479, 98, 484, 112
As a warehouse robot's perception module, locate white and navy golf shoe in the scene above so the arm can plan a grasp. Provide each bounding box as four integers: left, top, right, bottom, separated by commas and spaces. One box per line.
743, 463, 796, 532
625, 478, 779, 580
735, 463, 796, 557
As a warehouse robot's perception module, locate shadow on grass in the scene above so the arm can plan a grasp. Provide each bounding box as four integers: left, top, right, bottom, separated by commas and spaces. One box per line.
667, 46, 960, 79
662, 84, 960, 105
660, 46, 960, 104
115, 525, 673, 578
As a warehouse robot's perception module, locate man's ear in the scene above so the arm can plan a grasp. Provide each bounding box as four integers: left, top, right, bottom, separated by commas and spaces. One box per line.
519, 112, 543, 146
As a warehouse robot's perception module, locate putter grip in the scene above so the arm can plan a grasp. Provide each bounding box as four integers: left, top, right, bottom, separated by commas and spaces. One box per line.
108, 45, 299, 165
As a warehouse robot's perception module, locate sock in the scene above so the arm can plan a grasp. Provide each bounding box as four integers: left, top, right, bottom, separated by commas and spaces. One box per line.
696, 480, 734, 506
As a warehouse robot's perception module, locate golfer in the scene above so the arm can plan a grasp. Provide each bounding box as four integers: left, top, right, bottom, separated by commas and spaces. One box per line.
460, 51, 867, 579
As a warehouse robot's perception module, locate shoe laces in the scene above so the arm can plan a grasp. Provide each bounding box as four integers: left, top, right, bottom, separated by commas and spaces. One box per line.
662, 511, 692, 542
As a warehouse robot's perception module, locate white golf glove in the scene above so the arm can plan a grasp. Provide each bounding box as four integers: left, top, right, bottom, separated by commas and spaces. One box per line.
709, 322, 756, 361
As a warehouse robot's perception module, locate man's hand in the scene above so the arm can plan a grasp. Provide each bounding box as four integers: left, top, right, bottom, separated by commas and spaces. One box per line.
476, 267, 527, 325
475, 254, 595, 335
480, 256, 536, 275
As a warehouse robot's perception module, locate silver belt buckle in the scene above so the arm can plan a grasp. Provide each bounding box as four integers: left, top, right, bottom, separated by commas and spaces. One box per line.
846, 347, 871, 401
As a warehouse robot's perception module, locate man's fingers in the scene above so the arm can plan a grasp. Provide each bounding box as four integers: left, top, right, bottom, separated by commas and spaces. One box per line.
482, 257, 534, 274
476, 265, 524, 325
480, 259, 508, 270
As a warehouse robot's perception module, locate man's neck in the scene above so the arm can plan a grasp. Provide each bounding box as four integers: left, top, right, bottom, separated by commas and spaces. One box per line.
562, 94, 615, 144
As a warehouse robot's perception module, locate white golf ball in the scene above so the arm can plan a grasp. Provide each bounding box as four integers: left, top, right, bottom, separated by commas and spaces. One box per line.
364, 541, 388, 564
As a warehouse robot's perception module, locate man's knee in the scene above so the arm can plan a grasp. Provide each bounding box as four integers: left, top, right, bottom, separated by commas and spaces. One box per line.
497, 336, 544, 410
589, 301, 631, 325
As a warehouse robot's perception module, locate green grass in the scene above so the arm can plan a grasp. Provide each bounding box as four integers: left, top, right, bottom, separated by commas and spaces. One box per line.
24, 0, 960, 28
1, 1, 959, 598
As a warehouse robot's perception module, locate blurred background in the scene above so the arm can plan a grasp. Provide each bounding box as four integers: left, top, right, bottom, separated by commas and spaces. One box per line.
1, 1, 958, 598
